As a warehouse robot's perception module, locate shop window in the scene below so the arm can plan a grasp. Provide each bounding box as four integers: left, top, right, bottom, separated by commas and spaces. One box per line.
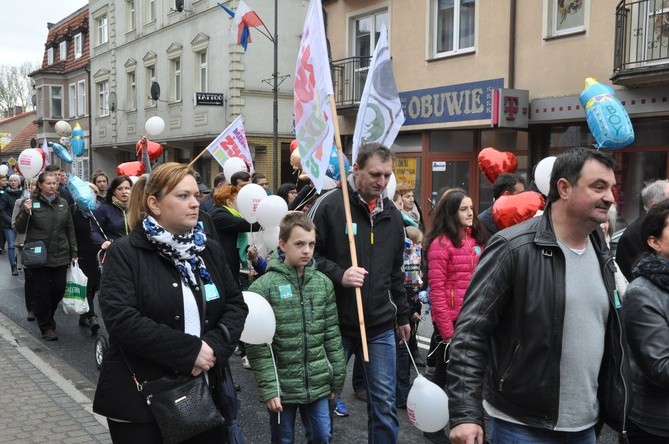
429, 130, 474, 152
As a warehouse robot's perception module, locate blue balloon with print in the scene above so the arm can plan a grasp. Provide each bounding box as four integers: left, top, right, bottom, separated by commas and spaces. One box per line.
325, 145, 351, 181
71, 123, 85, 157
48, 141, 73, 164
68, 174, 97, 211
579, 77, 634, 149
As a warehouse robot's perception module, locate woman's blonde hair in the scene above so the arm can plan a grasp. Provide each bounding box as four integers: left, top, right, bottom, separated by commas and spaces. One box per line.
128, 162, 196, 229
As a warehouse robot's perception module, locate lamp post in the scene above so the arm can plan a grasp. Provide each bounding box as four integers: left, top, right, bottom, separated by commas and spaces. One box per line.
272, 0, 278, 192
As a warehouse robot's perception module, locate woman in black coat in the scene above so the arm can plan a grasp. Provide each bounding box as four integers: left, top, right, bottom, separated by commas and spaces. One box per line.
0, 174, 24, 275
622, 199, 669, 443
93, 163, 248, 443
91, 175, 132, 250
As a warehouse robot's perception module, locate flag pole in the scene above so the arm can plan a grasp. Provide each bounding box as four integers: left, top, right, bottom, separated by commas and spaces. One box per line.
329, 94, 369, 362
187, 148, 208, 168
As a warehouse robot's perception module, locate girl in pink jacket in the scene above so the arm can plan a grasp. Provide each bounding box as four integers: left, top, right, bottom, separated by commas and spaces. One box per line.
425, 188, 488, 389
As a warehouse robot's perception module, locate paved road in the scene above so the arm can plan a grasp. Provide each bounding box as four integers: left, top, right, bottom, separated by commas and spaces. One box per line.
0, 255, 622, 443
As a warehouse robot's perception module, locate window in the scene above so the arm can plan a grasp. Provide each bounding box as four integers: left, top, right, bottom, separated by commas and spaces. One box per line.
47, 47, 54, 65
146, 0, 156, 23
433, 0, 476, 56
59, 41, 67, 61
127, 0, 136, 32
97, 15, 109, 45
199, 50, 208, 91
98, 81, 109, 116
146, 65, 156, 107
69, 84, 77, 118
78, 80, 86, 116
350, 10, 387, 99
172, 58, 182, 102
546, 0, 586, 37
51, 86, 63, 118
128, 72, 137, 111
74, 33, 83, 58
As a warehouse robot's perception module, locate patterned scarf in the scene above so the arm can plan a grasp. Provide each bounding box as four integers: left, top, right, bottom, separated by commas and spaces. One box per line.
633, 253, 669, 292
142, 215, 213, 288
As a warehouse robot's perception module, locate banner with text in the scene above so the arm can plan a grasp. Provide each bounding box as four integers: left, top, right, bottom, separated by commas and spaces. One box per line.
205, 115, 254, 173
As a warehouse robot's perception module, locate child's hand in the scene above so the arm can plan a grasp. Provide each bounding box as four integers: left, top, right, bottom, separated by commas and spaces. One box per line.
265, 397, 283, 412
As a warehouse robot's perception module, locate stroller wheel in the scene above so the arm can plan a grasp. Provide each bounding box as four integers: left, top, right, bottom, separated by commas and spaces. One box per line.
95, 334, 109, 370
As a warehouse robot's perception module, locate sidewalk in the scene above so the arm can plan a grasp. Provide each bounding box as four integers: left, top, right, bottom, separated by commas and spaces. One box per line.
0, 312, 111, 443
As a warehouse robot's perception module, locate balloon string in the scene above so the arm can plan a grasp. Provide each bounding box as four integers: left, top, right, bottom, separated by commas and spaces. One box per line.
403, 340, 421, 376
269, 343, 281, 425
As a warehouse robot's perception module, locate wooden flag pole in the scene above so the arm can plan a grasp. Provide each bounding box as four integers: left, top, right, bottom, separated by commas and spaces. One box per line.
329, 94, 369, 362
187, 149, 208, 169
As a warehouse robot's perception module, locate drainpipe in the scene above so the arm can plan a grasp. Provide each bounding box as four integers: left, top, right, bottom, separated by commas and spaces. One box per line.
508, 0, 516, 89
85, 61, 93, 175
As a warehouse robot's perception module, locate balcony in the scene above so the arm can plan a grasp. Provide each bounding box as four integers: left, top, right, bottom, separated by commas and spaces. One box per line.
331, 56, 372, 111
612, 0, 669, 86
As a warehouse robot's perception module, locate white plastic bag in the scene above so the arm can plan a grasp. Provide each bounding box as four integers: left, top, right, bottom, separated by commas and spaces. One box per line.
63, 263, 90, 315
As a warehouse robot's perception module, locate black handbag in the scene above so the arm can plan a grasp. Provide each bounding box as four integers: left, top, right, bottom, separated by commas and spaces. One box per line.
123, 277, 224, 443
22, 240, 48, 268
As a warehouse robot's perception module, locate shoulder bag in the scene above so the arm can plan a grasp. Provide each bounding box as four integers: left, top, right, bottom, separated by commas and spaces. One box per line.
21, 208, 51, 268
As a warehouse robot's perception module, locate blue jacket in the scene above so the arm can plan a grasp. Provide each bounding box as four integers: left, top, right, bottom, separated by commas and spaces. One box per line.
91, 203, 129, 247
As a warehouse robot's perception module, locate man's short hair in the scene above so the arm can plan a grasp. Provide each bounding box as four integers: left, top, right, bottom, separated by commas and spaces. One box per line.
279, 212, 315, 242
45, 165, 62, 173
252, 172, 267, 183
547, 148, 616, 203
493, 173, 524, 199
355, 143, 393, 169
230, 171, 251, 187
213, 172, 226, 188
641, 179, 669, 211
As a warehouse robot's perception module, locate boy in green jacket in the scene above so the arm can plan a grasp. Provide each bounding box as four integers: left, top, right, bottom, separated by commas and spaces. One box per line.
246, 212, 345, 443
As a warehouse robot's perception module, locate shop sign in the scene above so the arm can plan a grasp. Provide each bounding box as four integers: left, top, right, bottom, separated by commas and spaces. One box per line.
399, 78, 503, 126
492, 88, 529, 128
195, 92, 225, 106
393, 158, 417, 188
432, 161, 446, 172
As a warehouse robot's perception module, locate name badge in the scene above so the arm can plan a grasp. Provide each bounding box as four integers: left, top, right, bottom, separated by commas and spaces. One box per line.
474, 246, 482, 256
204, 283, 220, 301
33, 202, 41, 209
279, 284, 293, 300
345, 223, 358, 236
33, 246, 42, 253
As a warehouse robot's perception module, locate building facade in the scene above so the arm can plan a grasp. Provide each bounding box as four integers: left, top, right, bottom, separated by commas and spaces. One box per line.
326, 0, 669, 227
88, 0, 307, 189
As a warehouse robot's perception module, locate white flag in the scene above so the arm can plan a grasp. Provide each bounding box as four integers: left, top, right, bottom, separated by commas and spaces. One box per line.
205, 115, 254, 173
351, 23, 405, 163
293, 0, 334, 193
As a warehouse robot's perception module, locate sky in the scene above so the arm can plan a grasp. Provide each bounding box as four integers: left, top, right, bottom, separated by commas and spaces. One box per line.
1, 0, 89, 67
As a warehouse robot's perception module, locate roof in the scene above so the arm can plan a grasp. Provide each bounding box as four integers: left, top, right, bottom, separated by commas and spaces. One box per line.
30, 6, 89, 77
2, 121, 38, 155
0, 111, 35, 125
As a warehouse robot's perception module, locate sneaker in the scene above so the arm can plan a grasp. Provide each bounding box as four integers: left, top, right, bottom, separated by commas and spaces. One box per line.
423, 430, 449, 443
42, 329, 58, 341
11, 265, 18, 276
424, 365, 435, 377
241, 356, 252, 370
334, 399, 349, 417
26, 311, 36, 322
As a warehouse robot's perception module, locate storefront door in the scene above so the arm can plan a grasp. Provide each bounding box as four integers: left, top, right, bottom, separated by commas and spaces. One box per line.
424, 155, 477, 225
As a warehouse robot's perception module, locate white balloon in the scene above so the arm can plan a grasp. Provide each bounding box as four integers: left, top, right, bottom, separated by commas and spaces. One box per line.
256, 195, 288, 228
0, 164, 8, 176
145, 116, 165, 136
223, 157, 248, 182
17, 149, 44, 180
260, 227, 280, 251
385, 172, 397, 199
240, 291, 276, 344
407, 375, 449, 433
55, 120, 72, 137
534, 156, 557, 196
237, 183, 267, 223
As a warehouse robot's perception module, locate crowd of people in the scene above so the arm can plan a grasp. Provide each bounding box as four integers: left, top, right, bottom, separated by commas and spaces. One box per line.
3, 142, 668, 443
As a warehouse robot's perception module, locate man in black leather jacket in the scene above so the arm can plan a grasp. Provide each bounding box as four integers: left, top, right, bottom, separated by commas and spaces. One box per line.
447, 148, 631, 444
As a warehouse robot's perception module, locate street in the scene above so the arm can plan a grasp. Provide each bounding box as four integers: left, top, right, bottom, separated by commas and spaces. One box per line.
0, 256, 621, 443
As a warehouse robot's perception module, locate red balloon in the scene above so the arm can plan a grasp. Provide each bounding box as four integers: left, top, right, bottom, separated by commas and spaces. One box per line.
478, 147, 518, 185
136, 139, 163, 161
117, 161, 146, 177
492, 191, 545, 230
290, 139, 298, 153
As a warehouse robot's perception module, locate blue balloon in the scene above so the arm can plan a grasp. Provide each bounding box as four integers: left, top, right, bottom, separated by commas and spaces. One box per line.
68, 174, 97, 211
325, 145, 351, 181
71, 137, 84, 157
48, 142, 73, 164
579, 78, 634, 149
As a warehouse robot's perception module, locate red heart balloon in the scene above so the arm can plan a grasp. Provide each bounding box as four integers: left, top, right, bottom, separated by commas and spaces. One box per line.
290, 139, 298, 153
136, 139, 164, 161
117, 161, 146, 177
478, 147, 518, 185
492, 191, 545, 230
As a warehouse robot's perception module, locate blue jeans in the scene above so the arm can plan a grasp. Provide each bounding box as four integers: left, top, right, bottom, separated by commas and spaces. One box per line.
342, 329, 399, 443
269, 396, 332, 444
489, 417, 596, 444
3, 228, 16, 266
